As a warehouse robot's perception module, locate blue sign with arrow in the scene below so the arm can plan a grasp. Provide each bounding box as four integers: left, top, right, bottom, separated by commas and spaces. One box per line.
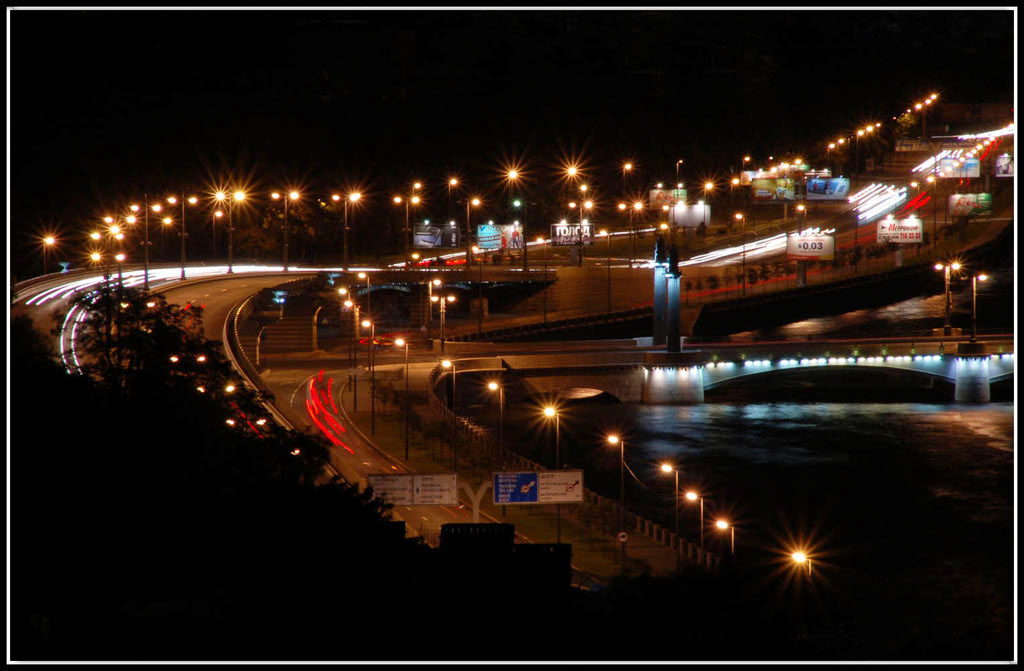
493, 472, 539, 504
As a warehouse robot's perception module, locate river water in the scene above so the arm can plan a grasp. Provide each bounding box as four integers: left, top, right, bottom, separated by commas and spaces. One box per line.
476, 249, 1015, 655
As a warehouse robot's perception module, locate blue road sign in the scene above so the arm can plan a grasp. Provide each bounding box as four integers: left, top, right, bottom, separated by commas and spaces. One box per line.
493, 472, 539, 505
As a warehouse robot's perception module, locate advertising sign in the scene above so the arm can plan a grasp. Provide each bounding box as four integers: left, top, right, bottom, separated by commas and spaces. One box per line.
739, 171, 757, 185
648, 188, 687, 210
786, 233, 835, 260
476, 223, 501, 250
877, 216, 923, 243
368, 473, 458, 506
896, 139, 930, 152
550, 221, 594, 246
938, 157, 980, 178
751, 178, 795, 202
670, 202, 711, 228
413, 221, 459, 248
493, 470, 584, 505
995, 154, 1013, 178
806, 177, 851, 201
948, 193, 992, 217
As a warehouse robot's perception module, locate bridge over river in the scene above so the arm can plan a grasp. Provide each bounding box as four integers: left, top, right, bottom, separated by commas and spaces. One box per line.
433, 336, 1014, 406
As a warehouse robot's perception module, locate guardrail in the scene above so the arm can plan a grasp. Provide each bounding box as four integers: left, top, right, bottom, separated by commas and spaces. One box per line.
427, 362, 720, 573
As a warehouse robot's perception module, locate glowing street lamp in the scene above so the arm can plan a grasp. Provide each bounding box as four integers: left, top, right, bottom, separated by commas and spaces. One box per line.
661, 462, 681, 575
791, 550, 812, 575
361, 318, 377, 434
715, 519, 735, 556
466, 196, 481, 265
342, 191, 361, 270
970, 272, 988, 342
935, 261, 962, 336
685, 490, 704, 549
225, 190, 246, 274
41, 235, 57, 275
395, 336, 411, 459
607, 434, 627, 568
543, 405, 562, 542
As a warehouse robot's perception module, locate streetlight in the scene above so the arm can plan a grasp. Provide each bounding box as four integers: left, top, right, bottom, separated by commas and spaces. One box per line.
224, 190, 245, 274
543, 406, 562, 543
394, 190, 422, 255
661, 463, 681, 575
41, 235, 56, 275
432, 294, 455, 349
472, 244, 484, 335
488, 381, 505, 470
425, 278, 442, 339
343, 191, 361, 270
465, 196, 482, 265
358, 271, 371, 319
934, 261, 962, 336
441, 358, 457, 470
685, 490, 704, 550
537, 235, 549, 323
396, 337, 411, 460
715, 519, 735, 557
970, 272, 988, 342
796, 203, 806, 233
362, 318, 376, 435
599, 229, 612, 313
735, 213, 747, 296
791, 551, 812, 576
630, 201, 643, 267
607, 434, 627, 568
271, 190, 300, 271
166, 195, 198, 280
507, 169, 528, 270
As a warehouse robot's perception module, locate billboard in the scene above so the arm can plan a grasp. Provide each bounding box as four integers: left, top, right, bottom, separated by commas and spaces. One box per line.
413, 221, 459, 248
938, 157, 980, 178
550, 221, 594, 246
806, 177, 851, 201
786, 233, 834, 260
649, 188, 687, 210
877, 216, 923, 243
948, 193, 992, 217
493, 470, 584, 505
670, 202, 711, 228
751, 178, 795, 202
896, 139, 930, 152
739, 170, 757, 185
367, 473, 458, 506
474, 222, 524, 251
995, 154, 1013, 178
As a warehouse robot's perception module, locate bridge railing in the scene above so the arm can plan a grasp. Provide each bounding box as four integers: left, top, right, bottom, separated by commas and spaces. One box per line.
426, 362, 720, 573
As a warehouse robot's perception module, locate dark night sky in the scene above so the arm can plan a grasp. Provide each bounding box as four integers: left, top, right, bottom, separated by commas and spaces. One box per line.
9, 8, 1015, 268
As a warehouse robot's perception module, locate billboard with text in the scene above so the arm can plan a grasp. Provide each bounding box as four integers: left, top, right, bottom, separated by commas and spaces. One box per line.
477, 222, 523, 251
550, 221, 594, 246
948, 193, 992, 217
806, 177, 851, 201
938, 157, 980, 178
649, 188, 687, 210
786, 233, 834, 260
752, 178, 795, 202
877, 216, 923, 243
413, 221, 460, 248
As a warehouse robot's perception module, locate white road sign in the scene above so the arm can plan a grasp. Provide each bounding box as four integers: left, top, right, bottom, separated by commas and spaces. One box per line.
877, 216, 923, 243
786, 233, 835, 261
368, 473, 458, 506
538, 470, 585, 503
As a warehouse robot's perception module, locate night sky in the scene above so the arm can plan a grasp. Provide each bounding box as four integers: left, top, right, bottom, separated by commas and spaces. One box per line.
9, 9, 1014, 272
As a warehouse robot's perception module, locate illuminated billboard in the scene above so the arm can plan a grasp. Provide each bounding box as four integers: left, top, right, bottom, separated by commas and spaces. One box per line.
649, 188, 687, 210
476, 222, 524, 251
786, 232, 834, 260
413, 221, 460, 248
877, 216, 923, 244
938, 157, 980, 178
751, 178, 795, 202
670, 202, 711, 228
550, 221, 594, 246
806, 177, 851, 201
948, 193, 992, 217
995, 154, 1013, 177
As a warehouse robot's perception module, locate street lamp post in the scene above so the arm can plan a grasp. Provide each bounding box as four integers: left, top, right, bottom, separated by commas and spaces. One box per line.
142, 195, 153, 290
441, 358, 457, 471
971, 273, 988, 342
358, 271, 371, 320
607, 435, 626, 569
792, 551, 812, 576
600, 229, 612, 313
544, 406, 562, 543
426, 278, 441, 339
685, 490, 704, 550
935, 261, 961, 336
396, 337, 410, 460
538, 236, 549, 323
661, 463, 680, 575
362, 319, 376, 434
716, 519, 735, 557
228, 190, 245, 274
342, 192, 361, 271
169, 196, 198, 280
736, 213, 747, 296
466, 197, 481, 266
472, 245, 484, 336
41, 236, 56, 275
